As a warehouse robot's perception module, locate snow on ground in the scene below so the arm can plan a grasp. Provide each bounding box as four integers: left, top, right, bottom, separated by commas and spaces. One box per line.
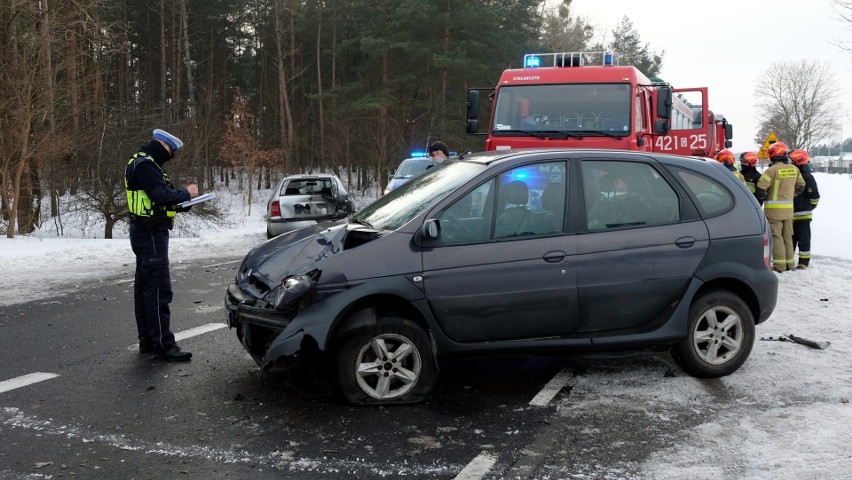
1, 172, 851, 478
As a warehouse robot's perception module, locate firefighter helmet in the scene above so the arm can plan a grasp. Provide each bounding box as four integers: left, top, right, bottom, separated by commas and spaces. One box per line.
766, 142, 788, 159
740, 151, 758, 167
715, 149, 735, 165
789, 149, 810, 166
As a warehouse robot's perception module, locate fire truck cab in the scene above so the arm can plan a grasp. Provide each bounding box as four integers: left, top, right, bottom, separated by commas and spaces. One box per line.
466, 51, 732, 157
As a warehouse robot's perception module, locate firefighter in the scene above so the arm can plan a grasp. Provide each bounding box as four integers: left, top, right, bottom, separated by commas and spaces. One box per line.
755, 142, 806, 273
788, 149, 820, 270
739, 151, 762, 200
125, 129, 198, 360
714, 149, 746, 184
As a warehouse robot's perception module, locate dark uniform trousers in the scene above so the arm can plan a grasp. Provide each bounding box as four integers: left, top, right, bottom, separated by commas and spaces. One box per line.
792, 220, 812, 267
129, 222, 176, 351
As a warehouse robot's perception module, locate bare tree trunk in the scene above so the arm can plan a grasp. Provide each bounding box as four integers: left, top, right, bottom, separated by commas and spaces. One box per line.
378, 0, 389, 197
160, 0, 167, 114
180, 0, 196, 129
316, 3, 325, 171
275, 0, 295, 172
440, 0, 450, 119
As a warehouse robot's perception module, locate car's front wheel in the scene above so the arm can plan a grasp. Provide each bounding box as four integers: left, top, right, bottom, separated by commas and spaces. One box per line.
335, 317, 437, 405
673, 290, 755, 378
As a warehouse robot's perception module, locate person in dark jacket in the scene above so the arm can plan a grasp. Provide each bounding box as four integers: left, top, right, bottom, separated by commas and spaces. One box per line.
788, 149, 820, 270
124, 129, 198, 360
739, 151, 762, 201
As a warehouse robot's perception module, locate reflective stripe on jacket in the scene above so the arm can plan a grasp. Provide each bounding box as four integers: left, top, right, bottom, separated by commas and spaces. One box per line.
793, 167, 820, 221
756, 162, 805, 221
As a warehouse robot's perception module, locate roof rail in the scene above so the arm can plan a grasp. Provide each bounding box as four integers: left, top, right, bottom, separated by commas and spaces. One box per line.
523, 51, 619, 68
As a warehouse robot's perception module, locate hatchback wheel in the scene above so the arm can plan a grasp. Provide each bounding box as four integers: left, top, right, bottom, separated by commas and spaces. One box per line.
335, 317, 437, 405
673, 290, 755, 378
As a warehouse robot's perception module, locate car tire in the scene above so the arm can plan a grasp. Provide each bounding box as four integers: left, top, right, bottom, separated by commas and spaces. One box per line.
335, 317, 437, 405
673, 290, 755, 378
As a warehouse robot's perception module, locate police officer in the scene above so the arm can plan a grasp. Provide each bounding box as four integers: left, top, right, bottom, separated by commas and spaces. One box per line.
715, 149, 746, 184
427, 141, 450, 161
739, 151, 761, 200
125, 129, 198, 360
788, 149, 820, 270
755, 142, 805, 273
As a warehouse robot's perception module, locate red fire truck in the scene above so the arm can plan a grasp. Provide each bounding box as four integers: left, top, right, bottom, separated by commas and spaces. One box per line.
466, 51, 732, 156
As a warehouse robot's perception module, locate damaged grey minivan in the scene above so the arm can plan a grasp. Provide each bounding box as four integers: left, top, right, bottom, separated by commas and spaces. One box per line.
225, 148, 778, 405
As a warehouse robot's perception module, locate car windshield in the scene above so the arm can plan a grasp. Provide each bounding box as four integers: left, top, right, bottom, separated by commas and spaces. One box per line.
393, 159, 435, 179
355, 161, 485, 231
492, 83, 631, 136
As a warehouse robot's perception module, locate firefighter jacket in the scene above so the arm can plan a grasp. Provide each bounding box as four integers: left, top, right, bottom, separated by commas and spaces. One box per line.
755, 158, 806, 221
723, 163, 746, 184
793, 164, 820, 221
741, 166, 761, 196
124, 140, 191, 231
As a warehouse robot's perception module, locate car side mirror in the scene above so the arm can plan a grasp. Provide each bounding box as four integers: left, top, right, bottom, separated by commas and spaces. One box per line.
421, 219, 440, 239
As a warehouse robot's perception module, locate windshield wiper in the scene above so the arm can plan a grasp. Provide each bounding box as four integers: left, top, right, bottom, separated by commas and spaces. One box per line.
580, 130, 621, 139
498, 129, 583, 139
349, 216, 374, 229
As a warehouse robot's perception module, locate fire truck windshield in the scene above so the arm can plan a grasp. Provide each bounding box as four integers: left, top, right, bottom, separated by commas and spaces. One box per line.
491, 83, 631, 137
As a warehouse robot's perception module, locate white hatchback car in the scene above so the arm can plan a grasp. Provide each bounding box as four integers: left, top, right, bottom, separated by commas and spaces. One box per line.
266, 174, 355, 238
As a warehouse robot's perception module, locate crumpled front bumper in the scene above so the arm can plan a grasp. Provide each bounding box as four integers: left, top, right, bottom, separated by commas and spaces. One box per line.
225, 282, 297, 366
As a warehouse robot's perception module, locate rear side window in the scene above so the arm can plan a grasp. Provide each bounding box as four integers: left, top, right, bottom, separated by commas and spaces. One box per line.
675, 169, 734, 217
582, 161, 680, 231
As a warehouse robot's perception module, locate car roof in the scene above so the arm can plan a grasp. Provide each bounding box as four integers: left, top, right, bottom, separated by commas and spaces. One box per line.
282, 173, 340, 181
457, 148, 711, 169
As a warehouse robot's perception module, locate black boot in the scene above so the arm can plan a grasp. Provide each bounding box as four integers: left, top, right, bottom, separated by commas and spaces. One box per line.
155, 345, 192, 361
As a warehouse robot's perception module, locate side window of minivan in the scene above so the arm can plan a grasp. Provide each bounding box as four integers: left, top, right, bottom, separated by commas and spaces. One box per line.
439, 161, 568, 245
583, 161, 680, 231
439, 180, 494, 245
675, 168, 734, 217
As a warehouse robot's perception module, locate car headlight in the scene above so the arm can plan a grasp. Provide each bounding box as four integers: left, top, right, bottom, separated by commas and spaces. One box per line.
271, 271, 320, 310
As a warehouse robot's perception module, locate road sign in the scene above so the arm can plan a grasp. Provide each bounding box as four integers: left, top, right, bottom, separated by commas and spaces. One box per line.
757, 131, 779, 158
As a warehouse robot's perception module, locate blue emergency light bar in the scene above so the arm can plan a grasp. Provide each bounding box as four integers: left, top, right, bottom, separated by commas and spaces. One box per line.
524, 56, 540, 68
410, 151, 428, 158
523, 51, 619, 68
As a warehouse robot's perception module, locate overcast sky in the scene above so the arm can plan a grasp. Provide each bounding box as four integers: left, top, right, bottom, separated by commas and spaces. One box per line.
564, 0, 852, 152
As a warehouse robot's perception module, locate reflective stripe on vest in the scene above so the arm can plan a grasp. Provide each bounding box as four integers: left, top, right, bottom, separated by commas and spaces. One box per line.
125, 153, 176, 218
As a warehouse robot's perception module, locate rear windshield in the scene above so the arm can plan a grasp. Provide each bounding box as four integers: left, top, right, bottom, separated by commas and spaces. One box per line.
281, 178, 334, 196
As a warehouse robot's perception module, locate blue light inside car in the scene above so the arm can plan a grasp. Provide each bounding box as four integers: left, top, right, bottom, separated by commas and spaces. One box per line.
410, 151, 428, 158
513, 170, 528, 180
524, 56, 540, 69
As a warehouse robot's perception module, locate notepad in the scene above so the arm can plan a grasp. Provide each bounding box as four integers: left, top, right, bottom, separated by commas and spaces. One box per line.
176, 192, 216, 208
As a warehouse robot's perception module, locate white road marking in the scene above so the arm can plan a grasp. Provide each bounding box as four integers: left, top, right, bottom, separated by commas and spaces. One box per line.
529, 368, 573, 406
126, 322, 227, 350
203, 259, 241, 268
0, 372, 59, 394
454, 451, 498, 480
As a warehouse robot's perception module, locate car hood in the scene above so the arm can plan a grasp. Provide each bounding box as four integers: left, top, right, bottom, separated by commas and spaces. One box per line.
239, 221, 352, 295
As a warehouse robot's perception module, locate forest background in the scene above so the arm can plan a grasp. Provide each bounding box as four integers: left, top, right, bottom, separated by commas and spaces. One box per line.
2, 0, 849, 239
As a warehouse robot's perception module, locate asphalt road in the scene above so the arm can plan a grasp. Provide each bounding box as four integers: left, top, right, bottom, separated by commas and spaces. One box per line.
0, 254, 712, 479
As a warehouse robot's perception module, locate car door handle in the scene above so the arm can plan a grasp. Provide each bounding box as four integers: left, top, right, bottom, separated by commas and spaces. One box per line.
675, 236, 696, 248
542, 250, 566, 263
